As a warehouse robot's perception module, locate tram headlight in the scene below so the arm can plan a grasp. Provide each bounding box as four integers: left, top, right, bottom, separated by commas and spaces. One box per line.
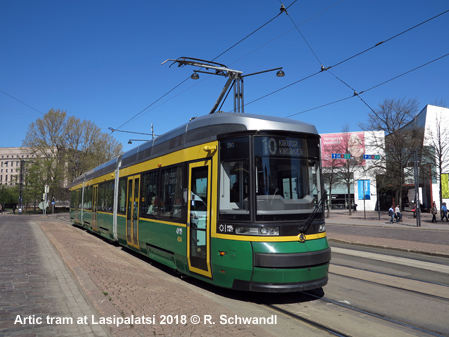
235, 226, 280, 236
318, 224, 326, 233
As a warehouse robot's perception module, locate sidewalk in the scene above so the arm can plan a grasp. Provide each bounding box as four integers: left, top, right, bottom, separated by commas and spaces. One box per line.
325, 210, 449, 257
325, 209, 449, 230
35, 216, 274, 337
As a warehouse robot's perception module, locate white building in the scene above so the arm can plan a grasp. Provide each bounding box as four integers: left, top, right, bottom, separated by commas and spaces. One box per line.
320, 104, 449, 212
411, 104, 449, 210
0, 147, 37, 186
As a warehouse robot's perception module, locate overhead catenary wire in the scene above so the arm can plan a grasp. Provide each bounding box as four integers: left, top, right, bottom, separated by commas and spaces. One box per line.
279, 1, 377, 114
111, 1, 299, 133
285, 52, 449, 118
242, 8, 449, 111
330, 8, 449, 70
115, 1, 347, 126
0, 89, 45, 116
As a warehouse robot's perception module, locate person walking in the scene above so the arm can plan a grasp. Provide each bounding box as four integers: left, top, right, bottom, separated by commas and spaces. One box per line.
395, 205, 402, 222
441, 202, 448, 222
388, 205, 395, 223
431, 202, 438, 223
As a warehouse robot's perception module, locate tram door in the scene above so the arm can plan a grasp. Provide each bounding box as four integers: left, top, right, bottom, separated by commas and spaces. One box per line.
92, 185, 98, 231
187, 161, 212, 278
126, 175, 140, 248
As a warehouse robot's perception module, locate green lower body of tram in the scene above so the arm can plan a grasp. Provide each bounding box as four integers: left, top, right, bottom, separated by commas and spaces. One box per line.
70, 209, 329, 292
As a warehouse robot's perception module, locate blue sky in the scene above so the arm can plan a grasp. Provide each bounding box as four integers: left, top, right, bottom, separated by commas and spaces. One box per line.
1, 0, 448, 152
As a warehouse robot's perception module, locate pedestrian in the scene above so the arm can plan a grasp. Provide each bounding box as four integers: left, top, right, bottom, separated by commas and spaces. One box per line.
412, 203, 417, 218
441, 202, 448, 222
0, 204, 3, 214
431, 202, 438, 223
388, 205, 395, 223
12, 205, 16, 214
395, 204, 402, 222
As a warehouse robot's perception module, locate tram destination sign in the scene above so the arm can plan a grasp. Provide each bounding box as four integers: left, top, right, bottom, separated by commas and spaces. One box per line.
262, 137, 304, 157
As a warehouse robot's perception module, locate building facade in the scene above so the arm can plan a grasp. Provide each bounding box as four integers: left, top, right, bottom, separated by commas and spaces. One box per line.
0, 147, 36, 186
410, 104, 449, 210
320, 104, 449, 212
320, 130, 385, 212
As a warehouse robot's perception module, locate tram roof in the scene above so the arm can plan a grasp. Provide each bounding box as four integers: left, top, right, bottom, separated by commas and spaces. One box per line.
71, 113, 318, 186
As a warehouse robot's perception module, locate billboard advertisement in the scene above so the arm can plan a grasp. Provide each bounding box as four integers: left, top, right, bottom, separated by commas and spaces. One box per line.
442, 174, 449, 199
321, 132, 366, 167
358, 180, 371, 200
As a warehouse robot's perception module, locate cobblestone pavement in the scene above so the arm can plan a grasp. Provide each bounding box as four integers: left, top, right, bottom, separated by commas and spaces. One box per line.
0, 215, 109, 337
36, 217, 274, 337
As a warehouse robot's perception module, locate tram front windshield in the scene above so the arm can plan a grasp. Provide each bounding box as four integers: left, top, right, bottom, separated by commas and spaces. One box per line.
219, 135, 321, 222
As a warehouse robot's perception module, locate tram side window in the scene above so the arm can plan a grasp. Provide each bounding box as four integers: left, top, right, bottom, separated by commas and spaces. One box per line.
160, 165, 185, 222
117, 177, 127, 214
78, 189, 82, 209
76, 190, 80, 210
98, 183, 106, 211
104, 181, 114, 212
97, 181, 113, 212
84, 186, 92, 210
70, 190, 76, 209
140, 170, 159, 218
219, 137, 250, 221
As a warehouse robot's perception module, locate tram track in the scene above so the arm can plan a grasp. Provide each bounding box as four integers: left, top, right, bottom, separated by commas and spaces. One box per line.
329, 263, 449, 301
242, 255, 449, 337
244, 287, 446, 337
300, 291, 446, 337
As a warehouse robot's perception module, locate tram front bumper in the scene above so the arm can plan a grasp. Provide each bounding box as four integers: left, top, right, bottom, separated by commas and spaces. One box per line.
233, 240, 331, 293
232, 273, 328, 293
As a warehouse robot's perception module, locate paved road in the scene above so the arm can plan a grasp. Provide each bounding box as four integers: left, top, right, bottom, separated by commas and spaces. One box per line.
0, 215, 109, 336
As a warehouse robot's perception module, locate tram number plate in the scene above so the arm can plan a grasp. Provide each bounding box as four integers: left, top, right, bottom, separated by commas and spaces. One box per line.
218, 224, 234, 233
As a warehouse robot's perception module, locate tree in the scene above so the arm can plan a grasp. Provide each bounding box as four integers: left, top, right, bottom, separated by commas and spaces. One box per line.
360, 98, 420, 208
0, 185, 16, 206
65, 118, 122, 180
22, 109, 67, 201
321, 125, 364, 215
22, 109, 123, 202
336, 126, 365, 215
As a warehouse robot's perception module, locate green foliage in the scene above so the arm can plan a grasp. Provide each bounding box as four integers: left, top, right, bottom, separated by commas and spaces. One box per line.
22, 109, 123, 203
0, 185, 17, 205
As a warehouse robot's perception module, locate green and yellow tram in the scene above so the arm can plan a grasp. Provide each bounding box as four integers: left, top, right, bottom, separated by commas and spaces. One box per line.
70, 112, 331, 292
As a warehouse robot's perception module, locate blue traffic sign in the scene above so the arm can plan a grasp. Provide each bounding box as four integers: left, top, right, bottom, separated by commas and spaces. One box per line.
363, 154, 380, 160
332, 153, 351, 159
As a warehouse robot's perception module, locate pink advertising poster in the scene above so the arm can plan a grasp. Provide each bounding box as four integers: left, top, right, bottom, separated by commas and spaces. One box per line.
321, 132, 365, 167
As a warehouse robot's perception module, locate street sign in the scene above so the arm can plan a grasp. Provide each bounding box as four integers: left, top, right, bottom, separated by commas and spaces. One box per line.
39, 202, 48, 210
363, 154, 380, 160
332, 153, 351, 159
